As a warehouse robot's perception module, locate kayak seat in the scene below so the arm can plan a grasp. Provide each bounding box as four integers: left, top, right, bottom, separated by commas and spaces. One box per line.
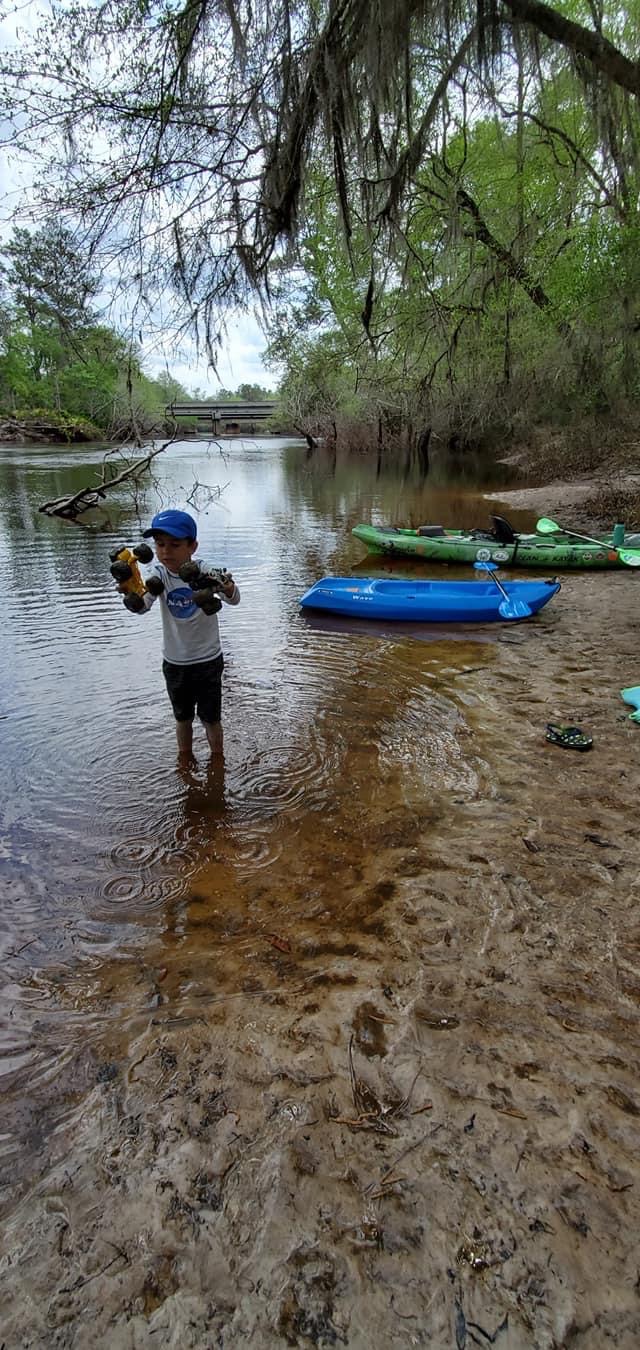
491, 514, 516, 544
468, 529, 496, 541
417, 526, 446, 537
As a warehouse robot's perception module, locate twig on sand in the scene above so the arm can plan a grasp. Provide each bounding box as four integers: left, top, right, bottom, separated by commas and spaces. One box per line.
333, 1039, 430, 1136
363, 1131, 439, 1199
7, 938, 38, 957
59, 1243, 129, 1294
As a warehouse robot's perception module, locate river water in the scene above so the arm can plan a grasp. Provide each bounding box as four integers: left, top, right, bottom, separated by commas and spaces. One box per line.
0, 436, 528, 1187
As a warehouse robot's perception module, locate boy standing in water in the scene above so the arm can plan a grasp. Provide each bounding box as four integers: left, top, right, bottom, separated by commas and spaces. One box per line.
119, 509, 240, 761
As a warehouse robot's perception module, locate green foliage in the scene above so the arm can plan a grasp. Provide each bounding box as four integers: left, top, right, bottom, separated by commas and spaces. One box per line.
0, 225, 192, 433
1, 225, 99, 335
11, 407, 102, 440
266, 39, 640, 447
3, 0, 640, 450
205, 383, 275, 401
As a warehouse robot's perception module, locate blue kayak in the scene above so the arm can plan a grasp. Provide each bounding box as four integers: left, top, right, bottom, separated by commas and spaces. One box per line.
299, 576, 561, 622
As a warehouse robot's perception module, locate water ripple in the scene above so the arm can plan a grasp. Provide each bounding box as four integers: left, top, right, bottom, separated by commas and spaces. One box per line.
0, 437, 493, 1163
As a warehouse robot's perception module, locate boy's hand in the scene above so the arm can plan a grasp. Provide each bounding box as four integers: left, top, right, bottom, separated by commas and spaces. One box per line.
199, 567, 235, 596
215, 568, 235, 596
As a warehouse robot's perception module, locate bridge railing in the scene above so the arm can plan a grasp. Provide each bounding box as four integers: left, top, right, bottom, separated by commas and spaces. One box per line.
168, 402, 278, 419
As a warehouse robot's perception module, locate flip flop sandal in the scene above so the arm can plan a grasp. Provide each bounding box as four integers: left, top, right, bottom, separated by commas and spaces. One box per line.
546, 724, 593, 751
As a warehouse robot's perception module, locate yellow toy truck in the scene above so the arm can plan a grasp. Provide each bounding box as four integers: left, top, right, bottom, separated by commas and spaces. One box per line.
110, 543, 165, 613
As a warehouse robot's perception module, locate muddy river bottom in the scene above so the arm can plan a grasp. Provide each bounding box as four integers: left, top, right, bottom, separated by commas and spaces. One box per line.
3, 572, 640, 1349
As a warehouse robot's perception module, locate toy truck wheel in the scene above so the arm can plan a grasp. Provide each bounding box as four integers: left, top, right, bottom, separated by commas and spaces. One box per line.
133, 544, 154, 563
145, 575, 165, 596
193, 589, 222, 613
178, 561, 201, 585
111, 560, 133, 582
123, 593, 146, 613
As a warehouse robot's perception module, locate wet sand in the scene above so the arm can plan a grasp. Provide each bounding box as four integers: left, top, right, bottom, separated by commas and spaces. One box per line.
3, 570, 640, 1346
486, 473, 640, 520
485, 480, 603, 513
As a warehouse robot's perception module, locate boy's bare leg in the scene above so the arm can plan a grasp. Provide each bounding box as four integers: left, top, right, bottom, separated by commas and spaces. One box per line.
203, 720, 224, 757
176, 719, 194, 760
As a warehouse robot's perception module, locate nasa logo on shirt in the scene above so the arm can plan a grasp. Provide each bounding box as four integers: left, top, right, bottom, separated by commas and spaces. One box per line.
166, 587, 198, 619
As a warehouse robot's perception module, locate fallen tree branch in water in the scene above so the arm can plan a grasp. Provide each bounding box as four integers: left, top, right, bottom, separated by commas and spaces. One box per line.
39, 438, 177, 520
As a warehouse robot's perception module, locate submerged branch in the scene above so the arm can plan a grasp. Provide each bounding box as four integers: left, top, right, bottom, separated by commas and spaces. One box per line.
39, 439, 177, 520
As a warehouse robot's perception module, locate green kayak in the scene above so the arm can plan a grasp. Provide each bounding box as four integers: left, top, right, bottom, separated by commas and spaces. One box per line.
352, 518, 640, 570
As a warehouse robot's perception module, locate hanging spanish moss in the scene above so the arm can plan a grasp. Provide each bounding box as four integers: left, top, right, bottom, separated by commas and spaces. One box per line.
1, 0, 638, 299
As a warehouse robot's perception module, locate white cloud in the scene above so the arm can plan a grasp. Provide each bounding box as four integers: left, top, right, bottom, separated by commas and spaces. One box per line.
138, 310, 277, 395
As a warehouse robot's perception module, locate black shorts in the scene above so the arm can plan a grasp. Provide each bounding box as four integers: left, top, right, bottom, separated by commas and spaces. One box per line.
162, 654, 224, 724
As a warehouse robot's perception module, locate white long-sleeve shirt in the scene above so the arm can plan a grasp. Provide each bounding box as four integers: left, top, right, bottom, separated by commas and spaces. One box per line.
142, 562, 240, 665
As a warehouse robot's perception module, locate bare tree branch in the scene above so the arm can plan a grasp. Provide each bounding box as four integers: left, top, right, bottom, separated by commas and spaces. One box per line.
39, 439, 177, 520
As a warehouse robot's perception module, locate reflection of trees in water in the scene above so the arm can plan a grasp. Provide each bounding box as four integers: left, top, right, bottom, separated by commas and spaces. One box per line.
280, 440, 533, 559
0, 453, 122, 595
283, 436, 521, 495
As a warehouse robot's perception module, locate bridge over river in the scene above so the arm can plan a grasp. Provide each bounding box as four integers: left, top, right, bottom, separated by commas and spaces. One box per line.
167, 401, 278, 434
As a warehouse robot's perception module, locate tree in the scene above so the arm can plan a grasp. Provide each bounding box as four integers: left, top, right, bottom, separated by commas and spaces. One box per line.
265, 48, 640, 446
0, 223, 102, 395
3, 0, 640, 457
2, 225, 99, 341
0, 226, 192, 432
1, 0, 639, 353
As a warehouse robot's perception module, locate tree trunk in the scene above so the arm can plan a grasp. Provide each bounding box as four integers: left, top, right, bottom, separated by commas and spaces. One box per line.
502, 0, 640, 97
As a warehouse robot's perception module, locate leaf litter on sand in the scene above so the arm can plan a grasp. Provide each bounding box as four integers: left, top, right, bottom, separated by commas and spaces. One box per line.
330, 1034, 431, 1135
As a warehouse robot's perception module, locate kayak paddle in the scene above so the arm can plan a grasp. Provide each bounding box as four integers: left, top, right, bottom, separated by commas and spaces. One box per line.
536, 516, 640, 567
473, 560, 532, 619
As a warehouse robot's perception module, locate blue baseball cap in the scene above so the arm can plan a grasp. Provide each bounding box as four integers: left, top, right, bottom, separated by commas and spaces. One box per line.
142, 509, 197, 540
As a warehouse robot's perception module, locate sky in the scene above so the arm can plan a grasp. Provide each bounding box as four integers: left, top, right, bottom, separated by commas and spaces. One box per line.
0, 1, 279, 398
131, 312, 278, 397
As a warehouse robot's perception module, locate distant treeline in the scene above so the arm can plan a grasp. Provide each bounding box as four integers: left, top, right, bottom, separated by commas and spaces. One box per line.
0, 224, 277, 441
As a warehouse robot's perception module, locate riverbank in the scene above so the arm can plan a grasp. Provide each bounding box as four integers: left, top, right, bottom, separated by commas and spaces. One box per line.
489, 421, 640, 534
486, 474, 640, 533
3, 481, 640, 1347
0, 413, 103, 443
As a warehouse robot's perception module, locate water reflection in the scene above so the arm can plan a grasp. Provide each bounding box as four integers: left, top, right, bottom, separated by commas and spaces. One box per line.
300, 609, 506, 645
0, 435, 523, 1180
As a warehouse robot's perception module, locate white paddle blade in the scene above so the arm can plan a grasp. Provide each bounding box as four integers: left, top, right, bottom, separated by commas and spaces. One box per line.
619, 550, 640, 567
536, 517, 559, 535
